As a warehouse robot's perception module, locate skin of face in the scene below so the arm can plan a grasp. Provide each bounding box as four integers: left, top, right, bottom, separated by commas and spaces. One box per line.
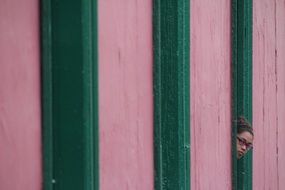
236, 131, 254, 159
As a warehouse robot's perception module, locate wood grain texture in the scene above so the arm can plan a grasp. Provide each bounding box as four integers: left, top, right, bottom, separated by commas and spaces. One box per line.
232, 0, 253, 189
153, 0, 190, 189
0, 0, 41, 189
276, 1, 285, 188
253, 0, 285, 189
190, 0, 232, 189
98, 1, 153, 189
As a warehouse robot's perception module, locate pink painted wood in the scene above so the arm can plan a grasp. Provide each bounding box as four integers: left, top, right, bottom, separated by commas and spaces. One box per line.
98, 1, 153, 189
276, 0, 285, 188
253, 0, 285, 189
0, 0, 41, 189
190, 0, 232, 189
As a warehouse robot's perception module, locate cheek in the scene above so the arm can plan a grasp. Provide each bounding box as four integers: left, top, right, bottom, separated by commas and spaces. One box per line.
236, 142, 241, 150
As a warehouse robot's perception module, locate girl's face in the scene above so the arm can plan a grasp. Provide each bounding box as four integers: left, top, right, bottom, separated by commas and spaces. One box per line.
236, 131, 253, 159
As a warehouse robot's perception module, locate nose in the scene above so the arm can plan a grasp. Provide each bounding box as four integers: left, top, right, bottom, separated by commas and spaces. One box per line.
241, 145, 247, 151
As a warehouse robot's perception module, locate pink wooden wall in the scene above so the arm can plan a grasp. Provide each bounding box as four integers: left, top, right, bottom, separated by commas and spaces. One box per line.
253, 0, 285, 189
98, 0, 153, 189
190, 0, 232, 189
0, 0, 41, 189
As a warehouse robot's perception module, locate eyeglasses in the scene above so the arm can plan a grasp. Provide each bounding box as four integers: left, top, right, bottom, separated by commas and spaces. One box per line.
237, 136, 253, 151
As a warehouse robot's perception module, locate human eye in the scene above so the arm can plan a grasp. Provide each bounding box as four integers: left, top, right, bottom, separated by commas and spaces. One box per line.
240, 138, 247, 144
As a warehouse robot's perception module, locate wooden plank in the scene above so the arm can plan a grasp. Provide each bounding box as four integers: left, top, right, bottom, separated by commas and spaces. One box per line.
153, 0, 190, 189
253, 0, 285, 189
0, 1, 41, 189
190, 0, 232, 189
238, 1, 253, 190
98, 0, 154, 189
41, 0, 99, 189
41, 0, 53, 189
276, 0, 285, 188
232, 0, 253, 189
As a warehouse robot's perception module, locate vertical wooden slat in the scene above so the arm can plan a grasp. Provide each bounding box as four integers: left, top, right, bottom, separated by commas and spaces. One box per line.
276, 0, 285, 188
0, 1, 41, 189
41, 0, 98, 189
41, 0, 53, 189
231, 0, 253, 189
253, 0, 285, 189
153, 0, 190, 189
98, 1, 154, 189
191, 0, 232, 189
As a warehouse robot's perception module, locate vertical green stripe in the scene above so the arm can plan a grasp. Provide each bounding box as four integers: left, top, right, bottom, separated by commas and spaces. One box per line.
153, 0, 190, 189
231, 0, 253, 189
82, 0, 99, 189
41, 0, 53, 189
41, 0, 98, 189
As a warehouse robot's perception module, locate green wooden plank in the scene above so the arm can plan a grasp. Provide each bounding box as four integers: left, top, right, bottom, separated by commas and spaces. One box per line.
41, 0, 53, 189
41, 0, 98, 189
153, 0, 190, 189
231, 0, 253, 189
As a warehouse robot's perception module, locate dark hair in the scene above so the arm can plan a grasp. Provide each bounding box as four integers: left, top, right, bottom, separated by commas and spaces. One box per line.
236, 116, 254, 136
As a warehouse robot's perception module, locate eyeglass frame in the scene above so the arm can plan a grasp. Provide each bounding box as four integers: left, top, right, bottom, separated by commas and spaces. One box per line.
237, 136, 253, 151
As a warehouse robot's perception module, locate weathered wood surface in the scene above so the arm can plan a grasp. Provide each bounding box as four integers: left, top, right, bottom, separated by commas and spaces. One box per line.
0, 0, 41, 189
253, 0, 285, 189
98, 0, 153, 189
190, 0, 232, 189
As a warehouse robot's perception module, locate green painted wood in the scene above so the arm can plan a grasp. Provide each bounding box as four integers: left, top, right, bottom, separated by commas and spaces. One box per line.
41, 0, 98, 189
153, 0, 190, 189
231, 0, 253, 189
41, 0, 53, 189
